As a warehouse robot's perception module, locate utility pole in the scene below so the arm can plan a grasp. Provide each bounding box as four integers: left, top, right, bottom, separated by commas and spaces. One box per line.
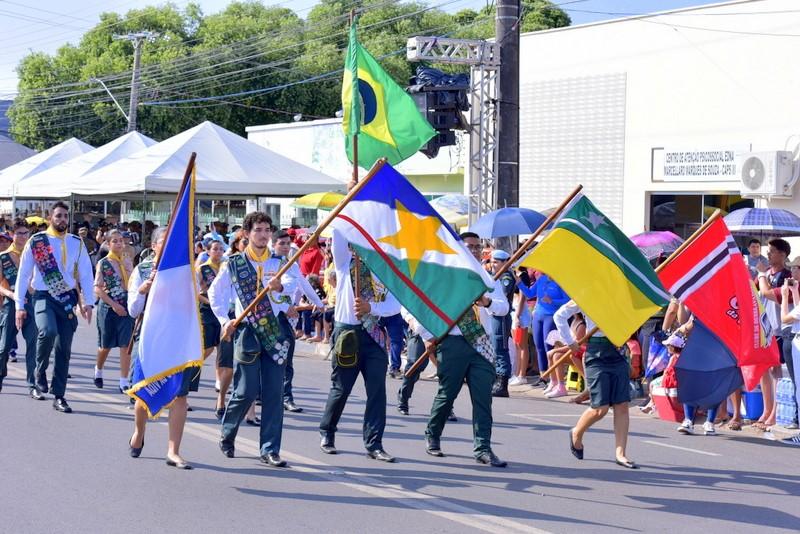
113, 31, 158, 132
495, 0, 520, 211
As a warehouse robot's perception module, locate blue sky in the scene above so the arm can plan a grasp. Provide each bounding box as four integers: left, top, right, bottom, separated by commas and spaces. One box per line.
0, 0, 724, 96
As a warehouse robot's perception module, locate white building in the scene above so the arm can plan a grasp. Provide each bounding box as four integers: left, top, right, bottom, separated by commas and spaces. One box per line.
246, 118, 466, 227
517, 0, 800, 239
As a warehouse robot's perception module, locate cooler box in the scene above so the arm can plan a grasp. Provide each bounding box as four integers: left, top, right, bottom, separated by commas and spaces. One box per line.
652, 386, 683, 422
566, 366, 584, 392
727, 386, 764, 421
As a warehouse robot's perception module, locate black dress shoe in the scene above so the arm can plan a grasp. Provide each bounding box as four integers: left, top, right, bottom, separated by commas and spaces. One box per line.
569, 428, 584, 460
53, 397, 72, 413
166, 458, 193, 470
129, 437, 144, 458
219, 440, 235, 458
615, 458, 638, 469
260, 453, 287, 467
397, 405, 409, 416
320, 436, 337, 455
94, 377, 103, 389
367, 449, 396, 463
245, 417, 260, 426
447, 410, 458, 422
491, 376, 509, 398
30, 387, 45, 401
425, 437, 444, 457
475, 451, 507, 468
283, 400, 303, 413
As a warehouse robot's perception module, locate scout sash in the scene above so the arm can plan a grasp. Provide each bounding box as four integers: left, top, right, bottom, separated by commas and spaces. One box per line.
228, 253, 289, 364
456, 305, 496, 364
0, 251, 18, 286
29, 233, 77, 314
198, 262, 218, 290
350, 254, 387, 349
138, 259, 154, 281
99, 257, 127, 306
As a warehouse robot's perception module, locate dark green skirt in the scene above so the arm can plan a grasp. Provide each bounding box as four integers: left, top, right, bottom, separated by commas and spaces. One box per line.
584, 337, 631, 408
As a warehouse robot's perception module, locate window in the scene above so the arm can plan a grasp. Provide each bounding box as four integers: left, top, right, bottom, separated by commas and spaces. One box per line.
649, 193, 753, 240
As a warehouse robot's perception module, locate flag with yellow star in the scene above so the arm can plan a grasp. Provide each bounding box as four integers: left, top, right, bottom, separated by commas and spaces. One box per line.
519, 193, 670, 346
332, 162, 493, 338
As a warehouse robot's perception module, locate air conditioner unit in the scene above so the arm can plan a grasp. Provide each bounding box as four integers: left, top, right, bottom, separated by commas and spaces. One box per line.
739, 151, 795, 198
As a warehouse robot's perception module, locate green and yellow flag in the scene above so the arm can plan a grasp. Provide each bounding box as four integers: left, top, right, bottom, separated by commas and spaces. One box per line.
342, 19, 435, 169
519, 193, 670, 346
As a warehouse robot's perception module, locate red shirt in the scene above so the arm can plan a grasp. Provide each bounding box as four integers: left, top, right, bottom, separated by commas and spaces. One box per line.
299, 246, 324, 276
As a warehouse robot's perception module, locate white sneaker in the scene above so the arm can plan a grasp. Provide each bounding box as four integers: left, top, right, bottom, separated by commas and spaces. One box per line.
542, 382, 554, 395
677, 419, 694, 435
508, 376, 525, 386
703, 421, 716, 436
546, 384, 568, 398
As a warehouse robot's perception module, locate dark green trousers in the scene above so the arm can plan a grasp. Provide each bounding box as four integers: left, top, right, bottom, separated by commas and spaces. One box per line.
0, 300, 36, 388
221, 329, 287, 456
425, 335, 495, 456
397, 333, 426, 410
319, 323, 388, 451
33, 293, 77, 398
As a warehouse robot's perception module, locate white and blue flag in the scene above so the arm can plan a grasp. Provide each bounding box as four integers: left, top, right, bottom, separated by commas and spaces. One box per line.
129, 165, 204, 417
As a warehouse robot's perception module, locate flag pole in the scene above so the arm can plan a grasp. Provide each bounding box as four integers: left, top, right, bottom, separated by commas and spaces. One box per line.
404, 184, 584, 379
348, 8, 363, 311
539, 209, 724, 379
224, 159, 387, 337
125, 152, 197, 356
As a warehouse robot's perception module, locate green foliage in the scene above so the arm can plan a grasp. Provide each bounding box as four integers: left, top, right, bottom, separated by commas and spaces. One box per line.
9, 0, 569, 150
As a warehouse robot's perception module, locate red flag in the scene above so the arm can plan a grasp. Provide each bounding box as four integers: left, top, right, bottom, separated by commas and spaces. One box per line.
658, 218, 778, 390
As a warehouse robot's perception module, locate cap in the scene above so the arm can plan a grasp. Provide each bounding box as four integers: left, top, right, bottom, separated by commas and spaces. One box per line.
491, 249, 511, 261
662, 332, 686, 349
0, 232, 11, 241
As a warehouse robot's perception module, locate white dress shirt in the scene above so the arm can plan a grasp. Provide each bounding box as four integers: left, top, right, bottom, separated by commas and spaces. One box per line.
15, 230, 95, 309
127, 262, 151, 318
330, 228, 400, 326
207, 252, 298, 327
553, 301, 605, 345
404, 278, 509, 341
288, 262, 324, 308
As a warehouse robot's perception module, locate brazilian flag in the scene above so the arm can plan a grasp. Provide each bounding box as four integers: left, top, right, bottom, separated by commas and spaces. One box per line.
342, 18, 436, 170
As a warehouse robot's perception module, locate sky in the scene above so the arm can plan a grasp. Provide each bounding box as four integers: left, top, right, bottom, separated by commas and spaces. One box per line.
0, 0, 726, 97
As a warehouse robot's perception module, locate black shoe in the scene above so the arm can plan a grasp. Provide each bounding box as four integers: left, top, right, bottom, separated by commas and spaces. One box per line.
615, 458, 638, 469
283, 400, 303, 413
94, 377, 103, 389
129, 437, 144, 458
475, 451, 507, 467
8, 356, 17, 363
447, 410, 458, 422
388, 368, 402, 379
425, 436, 444, 457
166, 457, 193, 470
215, 408, 225, 421
320, 436, 337, 455
260, 453, 287, 467
367, 449, 396, 463
397, 405, 409, 416
219, 440, 235, 458
186, 405, 193, 412
52, 397, 72, 413
30, 387, 45, 401
569, 428, 583, 460
245, 417, 260, 426
491, 376, 509, 398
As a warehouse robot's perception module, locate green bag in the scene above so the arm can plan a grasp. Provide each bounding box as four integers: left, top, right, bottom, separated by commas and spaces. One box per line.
334, 329, 359, 368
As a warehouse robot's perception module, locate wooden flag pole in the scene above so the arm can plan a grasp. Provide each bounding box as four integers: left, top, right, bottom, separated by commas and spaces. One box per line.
348, 8, 363, 313
539, 209, 723, 380
224, 159, 387, 338
403, 184, 584, 379
126, 152, 197, 355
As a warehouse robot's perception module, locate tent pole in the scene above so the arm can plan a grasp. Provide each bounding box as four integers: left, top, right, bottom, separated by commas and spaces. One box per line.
69, 193, 75, 231
143, 191, 147, 226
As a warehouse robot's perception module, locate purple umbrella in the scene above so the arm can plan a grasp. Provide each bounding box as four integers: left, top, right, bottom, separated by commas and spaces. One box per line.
630, 231, 684, 261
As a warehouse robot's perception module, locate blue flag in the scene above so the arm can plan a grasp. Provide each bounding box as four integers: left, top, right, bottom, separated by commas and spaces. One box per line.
128, 165, 204, 417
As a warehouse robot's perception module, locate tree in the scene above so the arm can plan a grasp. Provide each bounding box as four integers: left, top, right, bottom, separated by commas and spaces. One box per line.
9, 0, 569, 149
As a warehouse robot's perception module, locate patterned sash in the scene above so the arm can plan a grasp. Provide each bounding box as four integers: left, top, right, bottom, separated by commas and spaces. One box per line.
198, 263, 218, 289
138, 259, 154, 281
349, 254, 387, 349
456, 304, 496, 364
0, 251, 17, 286
29, 233, 77, 314
99, 257, 127, 306
228, 253, 289, 364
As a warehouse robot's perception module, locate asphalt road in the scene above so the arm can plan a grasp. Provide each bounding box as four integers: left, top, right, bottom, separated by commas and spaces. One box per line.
1, 322, 799, 534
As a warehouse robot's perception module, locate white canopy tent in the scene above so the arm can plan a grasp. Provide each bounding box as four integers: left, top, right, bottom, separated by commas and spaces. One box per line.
0, 134, 37, 171
0, 137, 93, 197
71, 121, 344, 199
14, 131, 156, 198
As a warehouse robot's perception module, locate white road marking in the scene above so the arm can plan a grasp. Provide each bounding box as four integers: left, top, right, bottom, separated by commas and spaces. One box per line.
6, 367, 549, 534
641, 440, 721, 457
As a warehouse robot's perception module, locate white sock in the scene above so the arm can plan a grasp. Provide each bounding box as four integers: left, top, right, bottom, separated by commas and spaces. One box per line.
120, 377, 130, 388
94, 366, 103, 379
